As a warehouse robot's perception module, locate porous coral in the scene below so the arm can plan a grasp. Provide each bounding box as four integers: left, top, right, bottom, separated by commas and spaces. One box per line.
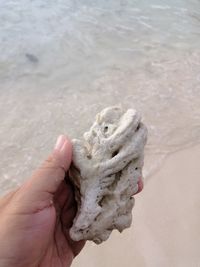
69, 106, 147, 244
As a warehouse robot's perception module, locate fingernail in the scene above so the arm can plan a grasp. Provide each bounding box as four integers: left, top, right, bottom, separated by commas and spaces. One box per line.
137, 177, 143, 193
54, 135, 72, 171
54, 135, 66, 151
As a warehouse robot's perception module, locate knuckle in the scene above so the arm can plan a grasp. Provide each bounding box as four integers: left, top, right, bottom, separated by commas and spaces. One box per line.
41, 154, 66, 176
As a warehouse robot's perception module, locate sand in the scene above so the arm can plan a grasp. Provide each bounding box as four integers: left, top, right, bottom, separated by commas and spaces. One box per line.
72, 144, 200, 267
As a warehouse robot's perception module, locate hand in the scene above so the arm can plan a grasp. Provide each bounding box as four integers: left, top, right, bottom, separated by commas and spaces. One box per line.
0, 135, 85, 267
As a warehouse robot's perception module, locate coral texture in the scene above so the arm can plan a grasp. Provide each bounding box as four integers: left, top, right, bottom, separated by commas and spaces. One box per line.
69, 106, 147, 244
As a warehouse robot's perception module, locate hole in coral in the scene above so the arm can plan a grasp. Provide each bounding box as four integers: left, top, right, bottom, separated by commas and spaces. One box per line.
108, 171, 122, 191
98, 195, 106, 207
135, 167, 138, 170
112, 150, 119, 157
104, 126, 108, 132
136, 123, 141, 131
87, 154, 92, 159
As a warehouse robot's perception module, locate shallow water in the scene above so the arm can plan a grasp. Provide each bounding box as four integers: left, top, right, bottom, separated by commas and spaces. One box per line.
0, 0, 200, 193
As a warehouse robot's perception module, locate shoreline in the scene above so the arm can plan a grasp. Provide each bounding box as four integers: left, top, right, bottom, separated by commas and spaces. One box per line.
73, 143, 200, 267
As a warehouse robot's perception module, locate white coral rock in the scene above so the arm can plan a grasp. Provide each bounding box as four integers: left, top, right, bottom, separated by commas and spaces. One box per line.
69, 106, 148, 244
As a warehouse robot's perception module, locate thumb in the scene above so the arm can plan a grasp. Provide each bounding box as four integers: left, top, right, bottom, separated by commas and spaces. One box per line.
14, 135, 72, 212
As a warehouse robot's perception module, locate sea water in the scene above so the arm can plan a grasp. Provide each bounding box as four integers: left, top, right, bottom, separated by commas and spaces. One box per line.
0, 0, 200, 193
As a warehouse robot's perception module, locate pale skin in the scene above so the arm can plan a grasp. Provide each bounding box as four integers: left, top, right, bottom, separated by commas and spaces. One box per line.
0, 135, 143, 267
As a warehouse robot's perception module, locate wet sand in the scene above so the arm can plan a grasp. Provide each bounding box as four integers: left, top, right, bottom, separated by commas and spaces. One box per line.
73, 144, 200, 267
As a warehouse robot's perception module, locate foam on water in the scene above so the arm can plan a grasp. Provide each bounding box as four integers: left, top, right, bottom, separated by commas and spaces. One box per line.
0, 0, 200, 193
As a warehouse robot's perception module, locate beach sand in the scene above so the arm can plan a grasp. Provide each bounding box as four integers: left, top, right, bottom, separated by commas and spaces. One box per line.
72, 144, 200, 267
0, 2, 200, 266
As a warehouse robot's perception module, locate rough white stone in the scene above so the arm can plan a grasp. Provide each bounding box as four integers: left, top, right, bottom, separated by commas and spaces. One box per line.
69, 106, 148, 244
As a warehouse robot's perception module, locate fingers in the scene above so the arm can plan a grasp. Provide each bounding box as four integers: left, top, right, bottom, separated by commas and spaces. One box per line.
137, 178, 143, 194
13, 135, 72, 212
69, 239, 86, 257
132, 177, 144, 195
61, 195, 86, 257
63, 221, 86, 257
54, 179, 74, 212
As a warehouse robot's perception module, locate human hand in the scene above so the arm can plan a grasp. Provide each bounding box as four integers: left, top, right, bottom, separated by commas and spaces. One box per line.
0, 135, 85, 267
